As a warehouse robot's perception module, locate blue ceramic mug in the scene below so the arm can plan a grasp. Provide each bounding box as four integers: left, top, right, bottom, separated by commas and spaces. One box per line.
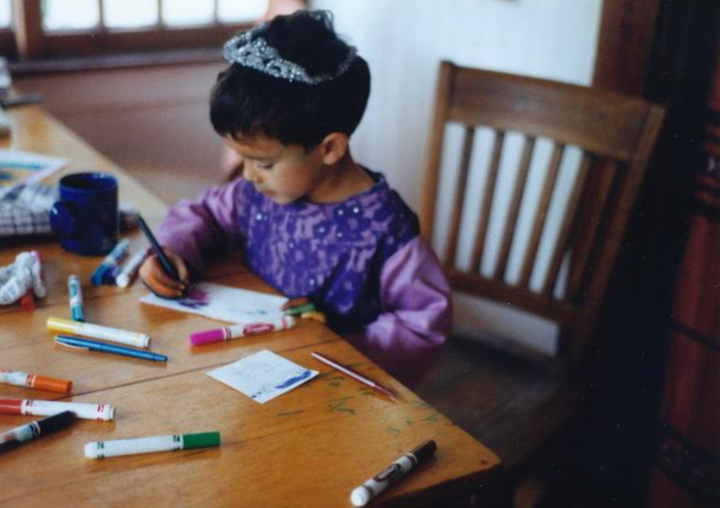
50, 172, 119, 255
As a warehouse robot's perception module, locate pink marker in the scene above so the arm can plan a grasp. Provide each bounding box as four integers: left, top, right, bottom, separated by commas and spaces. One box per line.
190, 316, 296, 346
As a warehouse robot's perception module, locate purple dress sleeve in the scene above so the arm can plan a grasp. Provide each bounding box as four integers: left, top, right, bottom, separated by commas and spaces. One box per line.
156, 179, 247, 273
348, 236, 452, 388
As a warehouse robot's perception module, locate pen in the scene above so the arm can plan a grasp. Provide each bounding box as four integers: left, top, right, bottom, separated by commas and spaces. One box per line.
137, 215, 180, 282
0, 369, 73, 393
91, 239, 130, 286
55, 335, 168, 363
311, 352, 399, 399
190, 316, 296, 346
116, 250, 148, 288
350, 440, 437, 507
47, 316, 151, 349
0, 411, 76, 454
85, 431, 221, 459
68, 274, 85, 322
0, 398, 115, 421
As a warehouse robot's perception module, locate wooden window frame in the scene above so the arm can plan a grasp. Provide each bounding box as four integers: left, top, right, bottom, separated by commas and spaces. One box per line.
5, 0, 267, 61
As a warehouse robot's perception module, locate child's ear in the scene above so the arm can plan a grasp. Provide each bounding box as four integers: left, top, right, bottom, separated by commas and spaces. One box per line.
319, 132, 349, 165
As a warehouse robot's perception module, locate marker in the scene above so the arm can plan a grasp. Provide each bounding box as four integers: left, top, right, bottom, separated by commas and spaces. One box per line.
0, 411, 76, 453
116, 250, 148, 288
67, 274, 85, 322
100, 265, 120, 285
137, 216, 180, 282
284, 303, 316, 316
350, 440, 437, 507
47, 316, 150, 349
311, 352, 399, 400
0, 398, 115, 421
84, 431, 221, 459
20, 291, 35, 311
91, 238, 130, 286
0, 369, 73, 393
189, 316, 296, 346
55, 335, 167, 363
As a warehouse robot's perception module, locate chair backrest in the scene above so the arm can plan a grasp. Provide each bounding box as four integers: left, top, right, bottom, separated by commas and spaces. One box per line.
420, 61, 665, 371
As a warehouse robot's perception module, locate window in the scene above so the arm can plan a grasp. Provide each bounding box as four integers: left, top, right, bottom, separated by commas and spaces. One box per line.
0, 0, 11, 28
3, 0, 276, 61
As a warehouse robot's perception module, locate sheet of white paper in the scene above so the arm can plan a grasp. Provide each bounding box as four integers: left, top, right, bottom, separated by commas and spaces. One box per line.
140, 282, 288, 324
207, 350, 318, 403
0, 149, 67, 198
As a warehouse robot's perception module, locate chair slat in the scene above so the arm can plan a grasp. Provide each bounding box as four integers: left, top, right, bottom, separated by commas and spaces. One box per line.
470, 130, 505, 272
519, 143, 565, 287
565, 160, 618, 300
420, 61, 455, 245
444, 126, 476, 267
494, 136, 536, 280
542, 153, 592, 297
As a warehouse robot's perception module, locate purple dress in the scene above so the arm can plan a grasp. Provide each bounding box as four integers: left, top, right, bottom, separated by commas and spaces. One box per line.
157, 170, 451, 386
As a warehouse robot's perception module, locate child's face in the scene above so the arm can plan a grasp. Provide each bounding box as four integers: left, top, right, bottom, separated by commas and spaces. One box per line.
225, 134, 329, 205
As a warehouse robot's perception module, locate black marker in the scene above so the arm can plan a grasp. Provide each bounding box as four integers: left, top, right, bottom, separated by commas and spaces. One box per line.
350, 440, 437, 506
137, 215, 181, 282
0, 411, 76, 453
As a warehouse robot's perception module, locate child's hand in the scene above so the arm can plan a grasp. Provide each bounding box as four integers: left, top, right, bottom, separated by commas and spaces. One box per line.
139, 249, 190, 299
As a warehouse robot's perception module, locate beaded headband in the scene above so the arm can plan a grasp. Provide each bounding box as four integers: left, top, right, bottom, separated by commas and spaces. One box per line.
223, 23, 358, 85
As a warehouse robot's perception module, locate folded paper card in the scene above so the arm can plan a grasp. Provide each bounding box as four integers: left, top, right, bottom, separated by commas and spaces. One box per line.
140, 282, 288, 324
207, 350, 318, 404
0, 149, 67, 198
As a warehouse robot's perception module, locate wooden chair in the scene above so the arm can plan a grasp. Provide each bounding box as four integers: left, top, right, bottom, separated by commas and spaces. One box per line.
415, 61, 665, 505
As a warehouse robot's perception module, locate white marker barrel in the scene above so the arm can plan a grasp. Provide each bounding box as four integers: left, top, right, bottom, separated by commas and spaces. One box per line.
85, 432, 221, 459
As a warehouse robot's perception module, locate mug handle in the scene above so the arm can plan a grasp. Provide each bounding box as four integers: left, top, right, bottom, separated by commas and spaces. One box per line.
49, 201, 79, 236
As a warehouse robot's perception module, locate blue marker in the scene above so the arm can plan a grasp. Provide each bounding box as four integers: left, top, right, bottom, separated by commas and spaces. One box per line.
91, 239, 130, 286
55, 335, 168, 362
67, 274, 85, 322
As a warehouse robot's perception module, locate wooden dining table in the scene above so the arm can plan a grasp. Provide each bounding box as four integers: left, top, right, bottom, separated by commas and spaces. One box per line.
0, 105, 505, 507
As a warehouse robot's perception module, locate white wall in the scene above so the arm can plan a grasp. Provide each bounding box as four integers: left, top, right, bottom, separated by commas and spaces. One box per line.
312, 0, 603, 354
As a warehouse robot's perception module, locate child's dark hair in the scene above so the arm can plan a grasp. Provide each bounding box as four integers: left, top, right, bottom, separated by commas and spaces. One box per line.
210, 10, 370, 150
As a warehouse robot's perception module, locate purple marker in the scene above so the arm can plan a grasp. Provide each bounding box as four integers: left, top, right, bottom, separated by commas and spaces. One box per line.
190, 316, 295, 346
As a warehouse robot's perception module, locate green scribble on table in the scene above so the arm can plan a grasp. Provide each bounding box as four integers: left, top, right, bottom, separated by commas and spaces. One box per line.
422, 413, 441, 423
386, 427, 402, 436
276, 410, 304, 417
325, 375, 345, 388
328, 396, 356, 415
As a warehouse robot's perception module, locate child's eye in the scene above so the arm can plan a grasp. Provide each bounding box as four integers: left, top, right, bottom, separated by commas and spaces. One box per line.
257, 162, 274, 170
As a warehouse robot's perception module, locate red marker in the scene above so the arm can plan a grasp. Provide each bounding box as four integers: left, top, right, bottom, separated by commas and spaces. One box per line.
189, 316, 295, 346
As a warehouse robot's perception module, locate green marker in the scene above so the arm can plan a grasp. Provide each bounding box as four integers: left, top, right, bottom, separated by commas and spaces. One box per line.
84, 431, 220, 459
284, 303, 316, 316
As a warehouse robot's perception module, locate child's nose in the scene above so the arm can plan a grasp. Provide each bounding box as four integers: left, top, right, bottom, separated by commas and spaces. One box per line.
243, 165, 262, 184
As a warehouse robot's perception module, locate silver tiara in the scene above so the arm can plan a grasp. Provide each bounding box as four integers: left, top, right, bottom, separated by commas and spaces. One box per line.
223, 25, 358, 85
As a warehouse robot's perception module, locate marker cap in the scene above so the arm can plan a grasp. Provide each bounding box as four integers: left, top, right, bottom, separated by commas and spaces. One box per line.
47, 317, 76, 334
33, 375, 73, 394
189, 329, 225, 346
71, 307, 85, 322
183, 431, 221, 449
410, 439, 437, 463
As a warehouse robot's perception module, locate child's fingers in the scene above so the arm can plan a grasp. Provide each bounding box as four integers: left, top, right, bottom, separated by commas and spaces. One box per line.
139, 256, 185, 298
282, 296, 309, 311
165, 250, 191, 285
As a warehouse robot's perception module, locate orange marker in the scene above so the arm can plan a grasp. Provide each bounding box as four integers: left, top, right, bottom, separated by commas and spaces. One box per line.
0, 370, 73, 393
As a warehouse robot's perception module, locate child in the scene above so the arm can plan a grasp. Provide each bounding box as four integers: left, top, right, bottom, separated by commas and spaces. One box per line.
139, 10, 451, 387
